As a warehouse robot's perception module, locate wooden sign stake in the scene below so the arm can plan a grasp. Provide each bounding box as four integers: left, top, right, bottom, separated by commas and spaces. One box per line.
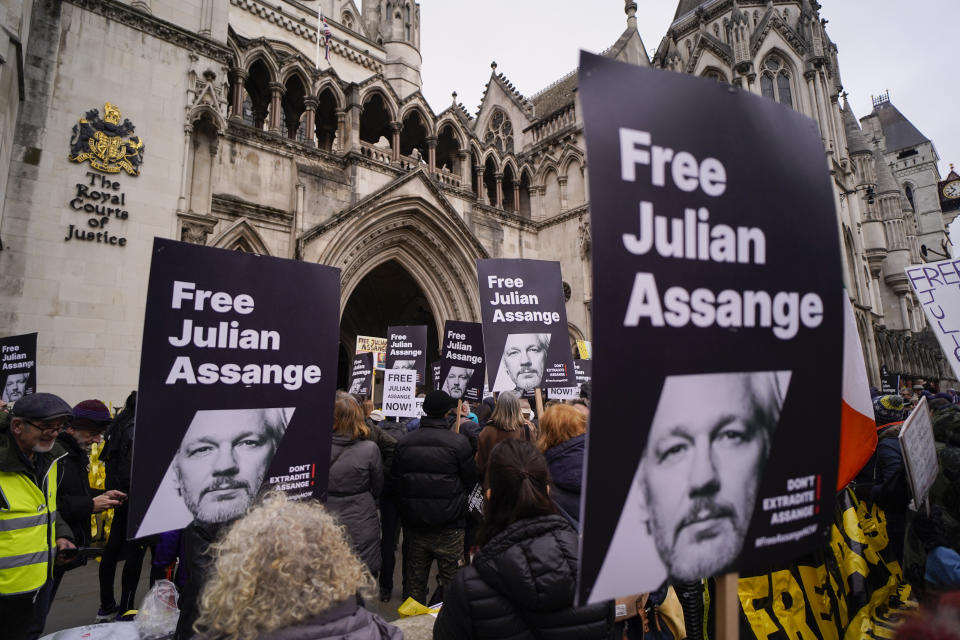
716, 572, 740, 640
455, 399, 462, 433
370, 369, 377, 404
534, 388, 545, 420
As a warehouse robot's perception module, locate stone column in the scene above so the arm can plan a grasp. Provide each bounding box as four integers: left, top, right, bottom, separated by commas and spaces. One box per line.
513, 183, 520, 213
529, 187, 539, 218
199, 0, 214, 36
291, 182, 305, 258
391, 122, 401, 162
475, 165, 485, 202
495, 173, 503, 209
177, 124, 193, 213
202, 133, 219, 215
458, 151, 470, 185
335, 109, 346, 151
558, 175, 568, 211
426, 136, 437, 173
303, 97, 317, 147
268, 82, 284, 134
898, 294, 911, 333
229, 68, 246, 120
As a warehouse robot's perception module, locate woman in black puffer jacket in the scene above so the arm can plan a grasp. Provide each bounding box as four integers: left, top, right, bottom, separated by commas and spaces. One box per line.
434, 439, 616, 640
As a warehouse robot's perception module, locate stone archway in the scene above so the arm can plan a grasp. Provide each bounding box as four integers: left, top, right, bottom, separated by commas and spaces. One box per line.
337, 260, 441, 389
300, 181, 489, 388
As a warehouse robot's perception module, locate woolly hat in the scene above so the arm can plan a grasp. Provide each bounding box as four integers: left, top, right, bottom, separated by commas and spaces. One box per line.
422, 390, 454, 417
873, 394, 906, 427
71, 399, 112, 431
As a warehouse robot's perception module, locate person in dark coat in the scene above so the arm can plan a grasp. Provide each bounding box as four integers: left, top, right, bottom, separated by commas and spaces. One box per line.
97, 391, 149, 622
434, 439, 616, 640
476, 392, 533, 477
194, 492, 400, 640
537, 404, 586, 528
27, 400, 126, 638
328, 393, 384, 575
393, 390, 477, 605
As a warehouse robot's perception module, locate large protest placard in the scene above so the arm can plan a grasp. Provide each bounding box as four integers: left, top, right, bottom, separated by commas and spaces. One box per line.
899, 396, 939, 508
431, 360, 441, 391
438, 320, 485, 402
905, 259, 960, 380
382, 368, 418, 418
548, 360, 591, 400
1, 332, 37, 403
356, 335, 387, 371
348, 352, 374, 397
477, 259, 575, 393
385, 325, 427, 385
577, 53, 843, 603
130, 239, 340, 539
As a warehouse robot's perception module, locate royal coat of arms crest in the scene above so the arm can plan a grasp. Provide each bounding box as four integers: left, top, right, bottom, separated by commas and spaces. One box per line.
68, 102, 145, 176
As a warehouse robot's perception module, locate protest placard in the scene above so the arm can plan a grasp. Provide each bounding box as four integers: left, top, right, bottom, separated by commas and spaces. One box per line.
356, 335, 387, 370
577, 53, 843, 603
385, 325, 427, 385
129, 239, 340, 539
382, 368, 418, 418
477, 259, 575, 393
431, 360, 441, 391
348, 352, 374, 397
905, 259, 960, 380
899, 395, 939, 508
438, 320, 485, 402
1, 332, 37, 404
576, 339, 592, 360
547, 360, 591, 400
880, 374, 900, 396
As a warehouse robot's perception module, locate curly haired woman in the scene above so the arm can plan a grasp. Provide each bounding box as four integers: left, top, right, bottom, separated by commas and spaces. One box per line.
194, 492, 401, 640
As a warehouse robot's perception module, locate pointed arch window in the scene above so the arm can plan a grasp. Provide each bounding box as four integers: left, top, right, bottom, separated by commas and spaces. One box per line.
760, 56, 792, 108
703, 68, 727, 84
485, 108, 514, 154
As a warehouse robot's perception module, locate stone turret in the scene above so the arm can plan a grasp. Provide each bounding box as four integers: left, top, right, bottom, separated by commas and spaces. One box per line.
361, 0, 422, 97
844, 103, 884, 278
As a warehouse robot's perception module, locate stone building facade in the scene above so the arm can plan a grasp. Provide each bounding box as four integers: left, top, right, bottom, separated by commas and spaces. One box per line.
0, 0, 955, 403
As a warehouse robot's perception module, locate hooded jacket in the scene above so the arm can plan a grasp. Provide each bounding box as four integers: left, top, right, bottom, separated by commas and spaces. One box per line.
433, 515, 616, 640
543, 434, 585, 526
392, 415, 477, 530
327, 435, 383, 573
242, 598, 402, 640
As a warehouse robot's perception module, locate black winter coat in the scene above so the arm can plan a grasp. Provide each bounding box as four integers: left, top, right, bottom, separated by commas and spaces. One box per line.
327, 435, 383, 573
433, 515, 616, 640
55, 432, 103, 548
392, 416, 477, 530
175, 520, 224, 640
544, 434, 585, 526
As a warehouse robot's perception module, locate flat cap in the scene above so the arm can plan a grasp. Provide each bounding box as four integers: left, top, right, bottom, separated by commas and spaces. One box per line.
11, 392, 73, 421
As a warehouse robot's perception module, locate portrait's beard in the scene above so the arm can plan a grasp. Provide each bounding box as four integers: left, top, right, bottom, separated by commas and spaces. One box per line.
180, 475, 256, 524
649, 485, 755, 583
511, 365, 542, 390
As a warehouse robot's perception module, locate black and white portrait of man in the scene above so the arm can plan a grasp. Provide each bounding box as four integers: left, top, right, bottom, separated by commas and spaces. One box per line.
493, 333, 551, 393
1, 372, 30, 403
136, 407, 293, 537
442, 366, 475, 399
589, 371, 790, 599
392, 359, 416, 370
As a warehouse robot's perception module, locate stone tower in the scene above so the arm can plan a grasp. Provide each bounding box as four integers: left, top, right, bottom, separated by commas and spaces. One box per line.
361, 0, 422, 97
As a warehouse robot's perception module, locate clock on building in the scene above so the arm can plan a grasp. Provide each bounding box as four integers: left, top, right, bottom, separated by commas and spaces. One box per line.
939, 166, 960, 213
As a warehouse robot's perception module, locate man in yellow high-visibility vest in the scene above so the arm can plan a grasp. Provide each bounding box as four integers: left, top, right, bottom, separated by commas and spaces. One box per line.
0, 393, 76, 639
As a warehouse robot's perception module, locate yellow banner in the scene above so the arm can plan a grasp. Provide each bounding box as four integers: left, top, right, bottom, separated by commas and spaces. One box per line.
739, 490, 915, 639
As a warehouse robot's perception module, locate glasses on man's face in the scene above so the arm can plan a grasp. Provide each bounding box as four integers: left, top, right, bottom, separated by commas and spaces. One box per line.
22, 420, 68, 435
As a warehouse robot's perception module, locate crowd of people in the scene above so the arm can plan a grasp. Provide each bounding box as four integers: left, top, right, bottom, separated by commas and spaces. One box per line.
2, 372, 959, 640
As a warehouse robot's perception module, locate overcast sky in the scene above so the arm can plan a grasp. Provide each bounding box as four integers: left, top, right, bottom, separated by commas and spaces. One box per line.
416, 1, 958, 176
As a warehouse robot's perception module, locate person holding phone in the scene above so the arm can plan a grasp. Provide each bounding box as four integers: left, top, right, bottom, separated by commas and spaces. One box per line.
26, 400, 127, 638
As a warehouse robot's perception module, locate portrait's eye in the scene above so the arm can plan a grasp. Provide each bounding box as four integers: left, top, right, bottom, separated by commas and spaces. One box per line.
655, 439, 688, 464
714, 424, 751, 447
528, 345, 542, 354
185, 444, 215, 458
236, 437, 266, 449
505, 348, 519, 357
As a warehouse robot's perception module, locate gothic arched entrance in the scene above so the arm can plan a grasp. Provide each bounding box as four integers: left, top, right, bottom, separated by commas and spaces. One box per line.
337, 260, 441, 389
